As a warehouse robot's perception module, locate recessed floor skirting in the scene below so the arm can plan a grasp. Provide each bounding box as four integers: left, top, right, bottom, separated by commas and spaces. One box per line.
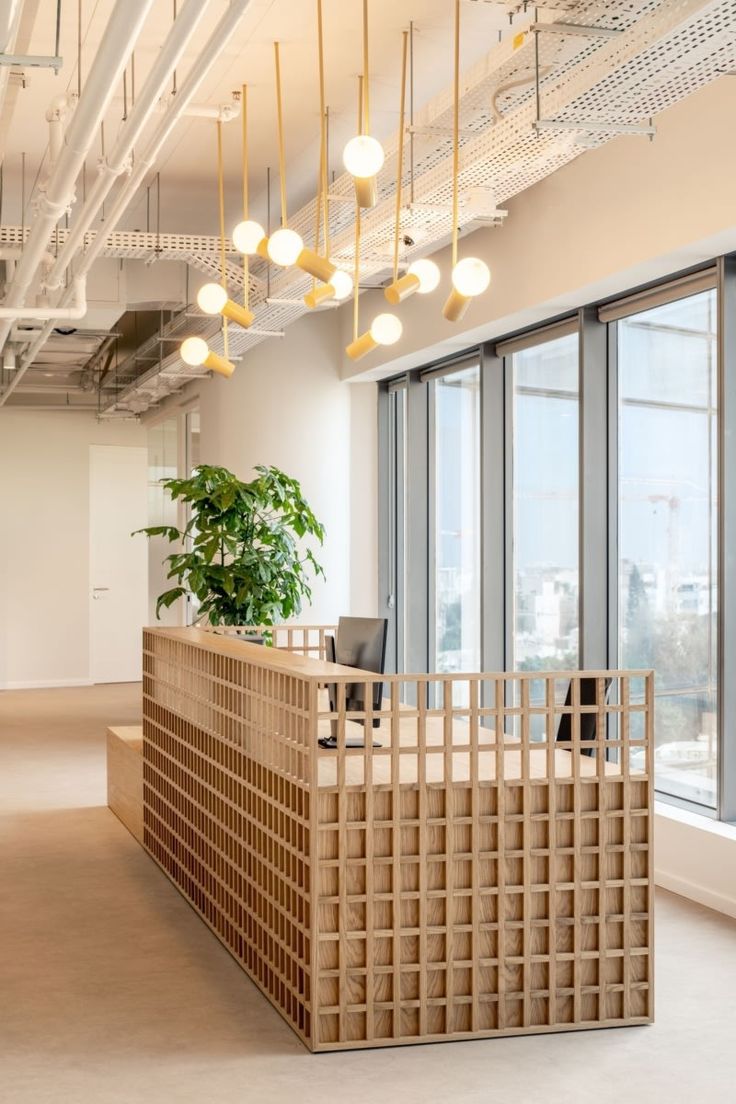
1, 683, 736, 1103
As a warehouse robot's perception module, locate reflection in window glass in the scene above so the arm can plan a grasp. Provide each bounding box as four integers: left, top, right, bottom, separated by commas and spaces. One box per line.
618, 290, 718, 808
513, 333, 579, 671
434, 365, 481, 675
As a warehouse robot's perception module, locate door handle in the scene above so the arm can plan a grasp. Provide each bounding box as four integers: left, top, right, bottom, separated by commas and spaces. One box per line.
92, 587, 110, 600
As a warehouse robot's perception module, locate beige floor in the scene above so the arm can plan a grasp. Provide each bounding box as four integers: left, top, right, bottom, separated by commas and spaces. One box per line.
2, 685, 736, 1104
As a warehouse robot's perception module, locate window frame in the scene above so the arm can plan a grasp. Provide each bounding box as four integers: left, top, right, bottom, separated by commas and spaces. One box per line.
377, 256, 736, 824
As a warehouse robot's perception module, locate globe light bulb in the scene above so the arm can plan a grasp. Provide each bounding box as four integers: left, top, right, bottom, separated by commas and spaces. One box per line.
267, 227, 304, 267
370, 312, 402, 346
343, 134, 385, 178
408, 258, 441, 295
197, 282, 228, 315
180, 336, 209, 366
232, 219, 266, 255
451, 257, 491, 298
330, 270, 353, 301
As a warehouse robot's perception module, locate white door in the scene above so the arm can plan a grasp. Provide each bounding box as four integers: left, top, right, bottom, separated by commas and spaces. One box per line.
90, 445, 148, 683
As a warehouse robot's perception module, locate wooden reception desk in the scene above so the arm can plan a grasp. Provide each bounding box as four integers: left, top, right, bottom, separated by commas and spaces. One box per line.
140, 626, 654, 1052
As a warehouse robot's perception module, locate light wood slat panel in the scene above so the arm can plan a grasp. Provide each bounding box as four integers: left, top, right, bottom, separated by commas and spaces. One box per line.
141, 627, 653, 1053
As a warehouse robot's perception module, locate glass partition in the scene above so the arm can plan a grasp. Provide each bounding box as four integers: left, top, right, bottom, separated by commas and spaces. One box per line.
618, 289, 718, 808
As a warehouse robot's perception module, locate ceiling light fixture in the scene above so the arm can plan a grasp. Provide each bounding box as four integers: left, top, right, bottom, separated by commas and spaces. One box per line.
383, 31, 418, 306
180, 120, 238, 375
408, 257, 441, 294
305, 0, 342, 310
346, 76, 400, 360
232, 83, 267, 264
268, 41, 335, 282
180, 336, 234, 378
196, 114, 254, 328
442, 0, 490, 323
343, 0, 384, 209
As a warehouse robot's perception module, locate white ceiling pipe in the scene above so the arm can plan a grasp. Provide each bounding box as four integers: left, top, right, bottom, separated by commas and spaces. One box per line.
44, 0, 210, 292
45, 95, 76, 177
0, 0, 155, 356
0, 0, 24, 159
72, 0, 253, 281
1, 0, 253, 407
0, 275, 86, 319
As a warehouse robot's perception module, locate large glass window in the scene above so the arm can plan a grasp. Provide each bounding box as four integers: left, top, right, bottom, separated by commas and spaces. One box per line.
434, 365, 481, 675
512, 333, 580, 670
618, 290, 718, 808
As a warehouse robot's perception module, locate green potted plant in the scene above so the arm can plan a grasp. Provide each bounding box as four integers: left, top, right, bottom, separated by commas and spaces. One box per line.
136, 463, 325, 632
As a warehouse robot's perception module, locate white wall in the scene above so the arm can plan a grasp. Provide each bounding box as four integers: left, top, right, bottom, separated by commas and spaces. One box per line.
198, 309, 377, 625
0, 410, 146, 688
656, 805, 736, 920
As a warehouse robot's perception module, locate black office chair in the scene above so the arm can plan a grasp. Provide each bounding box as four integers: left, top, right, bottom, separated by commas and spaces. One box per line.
556, 676, 612, 757
320, 617, 388, 748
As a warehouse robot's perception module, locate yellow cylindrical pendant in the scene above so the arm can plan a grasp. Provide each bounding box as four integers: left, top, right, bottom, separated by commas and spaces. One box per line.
384, 272, 421, 305
297, 248, 336, 283
256, 236, 270, 260
442, 286, 471, 322
354, 175, 377, 209
345, 330, 378, 360
222, 299, 255, 328
204, 351, 235, 378
304, 283, 335, 309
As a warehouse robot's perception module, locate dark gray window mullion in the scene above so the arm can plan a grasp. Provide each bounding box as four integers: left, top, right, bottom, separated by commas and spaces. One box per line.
579, 304, 609, 669
717, 254, 736, 822
377, 386, 396, 671
481, 343, 506, 675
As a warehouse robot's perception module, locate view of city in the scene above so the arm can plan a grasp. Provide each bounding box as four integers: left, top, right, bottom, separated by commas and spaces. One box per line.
414, 294, 717, 805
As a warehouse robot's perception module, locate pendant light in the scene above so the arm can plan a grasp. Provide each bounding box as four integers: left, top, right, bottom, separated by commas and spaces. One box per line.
346, 76, 401, 360
197, 116, 254, 329
181, 120, 236, 377
343, 0, 384, 209
383, 31, 441, 306
268, 41, 336, 281
232, 82, 268, 263
181, 336, 234, 378
442, 0, 490, 323
305, 0, 352, 310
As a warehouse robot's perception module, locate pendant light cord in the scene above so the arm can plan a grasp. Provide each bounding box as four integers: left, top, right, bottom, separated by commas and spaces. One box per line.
353, 76, 363, 342
241, 83, 249, 311
451, 0, 460, 270
274, 41, 288, 227
317, 0, 330, 259
216, 119, 229, 359
362, 0, 370, 135
392, 31, 408, 286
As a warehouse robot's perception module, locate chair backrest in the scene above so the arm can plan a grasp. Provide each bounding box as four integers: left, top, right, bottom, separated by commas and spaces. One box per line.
328, 617, 387, 714
556, 676, 612, 756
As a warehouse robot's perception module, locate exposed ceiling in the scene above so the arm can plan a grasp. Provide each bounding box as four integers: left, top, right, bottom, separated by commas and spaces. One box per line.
0, 0, 519, 228
1, 0, 736, 414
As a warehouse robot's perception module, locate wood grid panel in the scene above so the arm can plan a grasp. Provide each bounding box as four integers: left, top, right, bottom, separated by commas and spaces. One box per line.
142, 630, 314, 1046
312, 672, 653, 1050
141, 628, 653, 1053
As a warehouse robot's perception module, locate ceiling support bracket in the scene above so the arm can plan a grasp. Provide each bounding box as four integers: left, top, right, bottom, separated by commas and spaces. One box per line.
530, 23, 624, 40
533, 119, 656, 136
0, 53, 64, 71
